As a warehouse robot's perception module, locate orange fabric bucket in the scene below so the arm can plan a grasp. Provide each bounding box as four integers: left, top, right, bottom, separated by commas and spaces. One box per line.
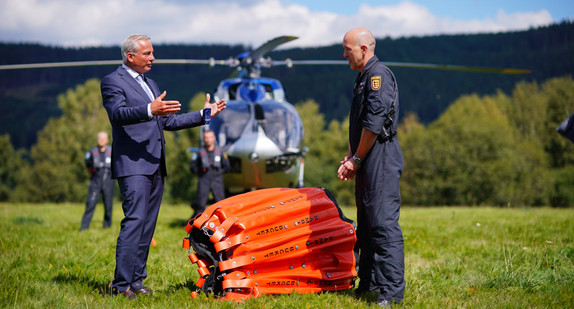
183, 187, 357, 301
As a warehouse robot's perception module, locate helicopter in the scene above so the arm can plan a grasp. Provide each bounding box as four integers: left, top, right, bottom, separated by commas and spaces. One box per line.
0, 36, 531, 194
190, 36, 307, 193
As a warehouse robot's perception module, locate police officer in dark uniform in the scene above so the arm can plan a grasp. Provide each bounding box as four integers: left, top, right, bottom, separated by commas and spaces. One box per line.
338, 27, 405, 306
81, 131, 114, 230
190, 129, 230, 216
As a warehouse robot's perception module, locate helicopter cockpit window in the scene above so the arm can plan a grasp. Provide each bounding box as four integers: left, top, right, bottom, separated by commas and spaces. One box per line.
259, 101, 303, 151
263, 85, 274, 100
227, 82, 275, 102
228, 84, 238, 100
209, 102, 250, 149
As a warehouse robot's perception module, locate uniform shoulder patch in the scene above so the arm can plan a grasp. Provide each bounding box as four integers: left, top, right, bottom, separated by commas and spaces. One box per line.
371, 75, 381, 91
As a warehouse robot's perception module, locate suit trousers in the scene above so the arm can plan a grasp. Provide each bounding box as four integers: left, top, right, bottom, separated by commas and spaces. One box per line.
112, 169, 164, 292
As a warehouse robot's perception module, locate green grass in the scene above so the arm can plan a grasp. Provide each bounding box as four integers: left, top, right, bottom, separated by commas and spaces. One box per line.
1, 203, 573, 308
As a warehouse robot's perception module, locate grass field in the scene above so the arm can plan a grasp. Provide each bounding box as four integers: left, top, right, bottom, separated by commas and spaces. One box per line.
1, 202, 573, 308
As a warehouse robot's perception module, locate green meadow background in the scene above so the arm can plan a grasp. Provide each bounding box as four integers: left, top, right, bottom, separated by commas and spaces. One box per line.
1, 203, 572, 308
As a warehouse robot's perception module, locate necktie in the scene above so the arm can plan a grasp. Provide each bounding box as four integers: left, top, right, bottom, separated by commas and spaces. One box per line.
136, 75, 155, 101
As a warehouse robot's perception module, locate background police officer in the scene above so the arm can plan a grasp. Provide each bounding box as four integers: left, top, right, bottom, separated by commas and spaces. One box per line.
190, 129, 230, 216
338, 27, 405, 306
80, 131, 114, 230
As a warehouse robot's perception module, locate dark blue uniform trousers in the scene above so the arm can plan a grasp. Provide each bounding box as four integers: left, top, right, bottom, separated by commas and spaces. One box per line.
112, 170, 163, 292
196, 169, 225, 212
356, 205, 405, 303
81, 174, 114, 230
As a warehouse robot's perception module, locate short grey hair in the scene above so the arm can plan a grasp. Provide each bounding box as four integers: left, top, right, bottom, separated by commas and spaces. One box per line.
121, 34, 151, 63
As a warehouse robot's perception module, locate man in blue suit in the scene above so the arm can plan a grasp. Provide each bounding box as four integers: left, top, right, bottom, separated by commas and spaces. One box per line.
101, 34, 226, 299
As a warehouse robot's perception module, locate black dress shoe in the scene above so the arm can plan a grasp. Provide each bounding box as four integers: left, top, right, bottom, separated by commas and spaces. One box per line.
113, 288, 136, 300
133, 286, 152, 296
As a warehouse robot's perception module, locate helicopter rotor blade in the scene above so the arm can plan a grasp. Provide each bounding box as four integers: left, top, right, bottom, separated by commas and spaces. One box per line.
0, 37, 298, 72
0, 58, 236, 70
384, 61, 532, 74
0, 60, 122, 70
250, 36, 298, 61
155, 59, 215, 65
282, 59, 531, 74
0, 57, 531, 74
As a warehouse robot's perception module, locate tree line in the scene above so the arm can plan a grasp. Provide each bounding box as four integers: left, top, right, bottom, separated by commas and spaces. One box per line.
1, 76, 573, 206
2, 21, 573, 150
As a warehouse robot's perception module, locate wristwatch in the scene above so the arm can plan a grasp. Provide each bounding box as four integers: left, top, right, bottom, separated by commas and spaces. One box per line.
352, 155, 362, 165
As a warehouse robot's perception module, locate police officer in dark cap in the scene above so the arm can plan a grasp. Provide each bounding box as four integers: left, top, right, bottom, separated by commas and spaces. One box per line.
338, 27, 405, 307
81, 131, 114, 230
190, 129, 230, 216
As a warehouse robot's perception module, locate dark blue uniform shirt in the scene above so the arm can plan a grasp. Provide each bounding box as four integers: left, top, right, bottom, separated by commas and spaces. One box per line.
350, 55, 403, 197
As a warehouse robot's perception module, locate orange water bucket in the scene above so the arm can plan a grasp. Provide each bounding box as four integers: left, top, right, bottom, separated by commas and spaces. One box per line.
183, 187, 357, 301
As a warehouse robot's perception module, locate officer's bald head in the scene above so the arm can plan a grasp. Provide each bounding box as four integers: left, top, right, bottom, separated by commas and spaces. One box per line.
343, 27, 376, 71
97, 131, 109, 148
345, 27, 376, 52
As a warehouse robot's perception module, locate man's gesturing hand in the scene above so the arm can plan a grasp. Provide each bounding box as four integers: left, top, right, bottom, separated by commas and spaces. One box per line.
204, 93, 227, 116
150, 91, 181, 116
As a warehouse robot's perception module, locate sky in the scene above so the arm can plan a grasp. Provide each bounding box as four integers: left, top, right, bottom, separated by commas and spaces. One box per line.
0, 0, 572, 49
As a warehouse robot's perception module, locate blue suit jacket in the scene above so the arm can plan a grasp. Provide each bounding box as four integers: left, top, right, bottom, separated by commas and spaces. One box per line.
101, 66, 204, 179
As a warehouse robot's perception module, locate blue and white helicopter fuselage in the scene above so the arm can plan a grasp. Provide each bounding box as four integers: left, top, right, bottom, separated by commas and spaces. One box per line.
201, 77, 306, 193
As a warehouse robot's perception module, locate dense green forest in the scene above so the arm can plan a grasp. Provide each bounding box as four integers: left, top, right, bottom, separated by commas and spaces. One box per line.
1, 76, 573, 206
1, 21, 573, 149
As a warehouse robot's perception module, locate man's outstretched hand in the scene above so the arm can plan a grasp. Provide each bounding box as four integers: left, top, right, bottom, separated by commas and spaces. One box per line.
204, 93, 227, 116
150, 91, 181, 116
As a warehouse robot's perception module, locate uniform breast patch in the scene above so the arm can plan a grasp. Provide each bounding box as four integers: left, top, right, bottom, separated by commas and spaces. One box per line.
371, 76, 381, 90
